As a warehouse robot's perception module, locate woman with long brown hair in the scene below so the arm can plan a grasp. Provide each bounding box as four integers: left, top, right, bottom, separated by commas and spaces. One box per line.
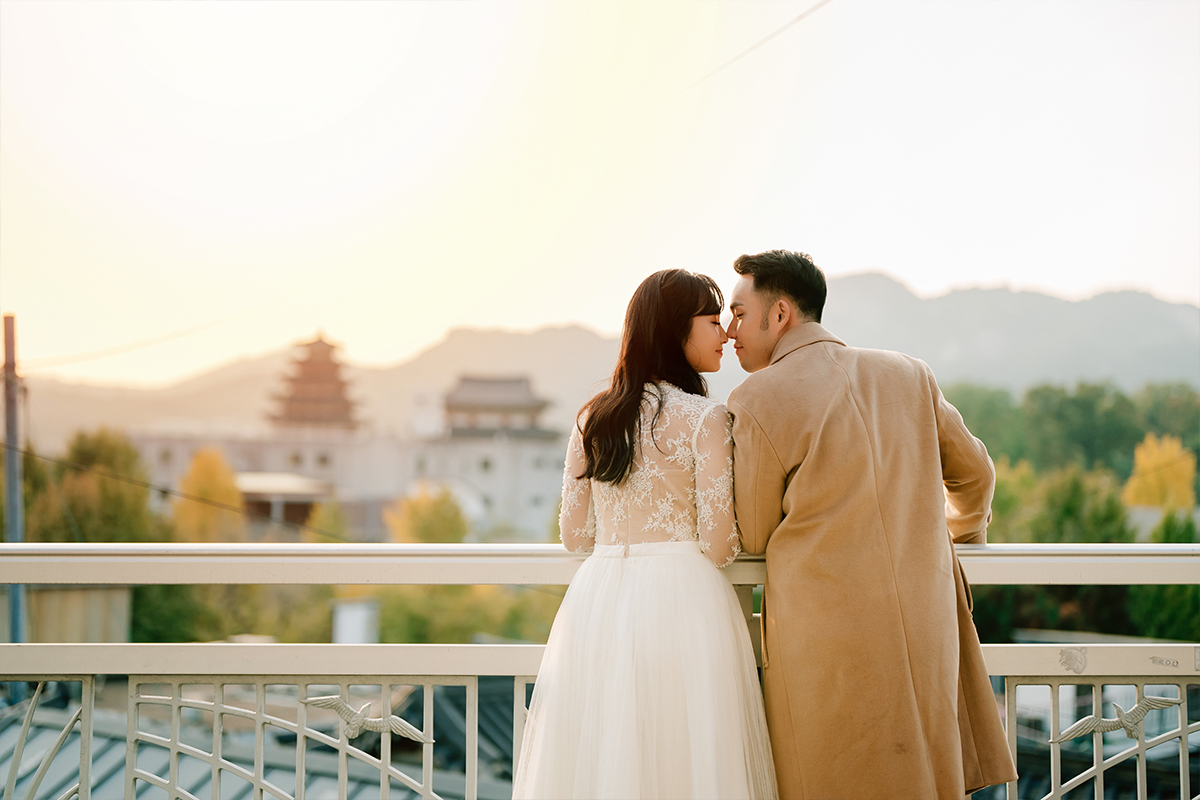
512, 270, 777, 799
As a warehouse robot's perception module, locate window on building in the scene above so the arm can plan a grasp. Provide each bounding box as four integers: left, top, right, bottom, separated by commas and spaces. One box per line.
531, 495, 542, 507
415, 456, 426, 476
480, 457, 492, 473
289, 452, 303, 468
316, 452, 331, 468
159, 448, 172, 466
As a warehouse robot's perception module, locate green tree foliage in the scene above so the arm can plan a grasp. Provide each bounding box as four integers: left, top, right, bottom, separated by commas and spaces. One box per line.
24, 429, 159, 543
378, 584, 562, 644
1028, 466, 1133, 545
1127, 511, 1199, 641
943, 384, 1025, 462
973, 465, 1139, 641
1020, 384, 1143, 477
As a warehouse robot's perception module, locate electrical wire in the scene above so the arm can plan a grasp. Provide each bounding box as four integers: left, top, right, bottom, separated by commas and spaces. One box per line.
680, 0, 836, 94
2, 442, 571, 595
1, 442, 357, 544
20, 317, 238, 371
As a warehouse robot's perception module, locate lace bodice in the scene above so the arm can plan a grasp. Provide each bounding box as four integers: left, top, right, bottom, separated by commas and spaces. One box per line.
559, 383, 741, 568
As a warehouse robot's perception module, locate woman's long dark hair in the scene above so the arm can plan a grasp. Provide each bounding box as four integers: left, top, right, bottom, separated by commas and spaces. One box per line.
579, 269, 724, 484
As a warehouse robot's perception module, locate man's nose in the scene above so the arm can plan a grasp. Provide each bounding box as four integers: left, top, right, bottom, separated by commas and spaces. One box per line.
725, 320, 737, 339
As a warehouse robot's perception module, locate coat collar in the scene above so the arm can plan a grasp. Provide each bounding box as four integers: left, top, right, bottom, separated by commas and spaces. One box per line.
768, 321, 845, 366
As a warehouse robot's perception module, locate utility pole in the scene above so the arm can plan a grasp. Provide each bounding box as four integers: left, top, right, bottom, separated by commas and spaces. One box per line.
4, 314, 26, 655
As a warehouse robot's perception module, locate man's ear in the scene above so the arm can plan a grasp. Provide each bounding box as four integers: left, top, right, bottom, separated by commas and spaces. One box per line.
773, 298, 793, 329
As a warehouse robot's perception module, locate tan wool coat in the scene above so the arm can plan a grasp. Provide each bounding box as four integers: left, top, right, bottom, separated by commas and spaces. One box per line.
728, 322, 1017, 800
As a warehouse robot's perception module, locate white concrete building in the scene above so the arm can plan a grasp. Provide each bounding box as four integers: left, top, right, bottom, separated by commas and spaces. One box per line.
129, 339, 564, 541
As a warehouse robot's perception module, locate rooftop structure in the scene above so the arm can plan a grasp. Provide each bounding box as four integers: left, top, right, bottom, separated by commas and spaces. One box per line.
443, 377, 554, 439
270, 335, 357, 430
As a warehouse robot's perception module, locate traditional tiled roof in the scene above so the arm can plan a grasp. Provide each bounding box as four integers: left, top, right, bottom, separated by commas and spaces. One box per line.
270, 335, 357, 429
444, 378, 548, 413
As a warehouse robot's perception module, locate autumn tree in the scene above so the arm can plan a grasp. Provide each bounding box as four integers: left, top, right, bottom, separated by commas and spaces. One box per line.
302, 500, 351, 543
1121, 433, 1196, 510
174, 448, 245, 543
384, 485, 470, 544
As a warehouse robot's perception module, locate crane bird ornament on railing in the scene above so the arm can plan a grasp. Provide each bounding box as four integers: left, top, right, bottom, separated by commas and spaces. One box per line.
301, 695, 434, 743
1048, 695, 1183, 742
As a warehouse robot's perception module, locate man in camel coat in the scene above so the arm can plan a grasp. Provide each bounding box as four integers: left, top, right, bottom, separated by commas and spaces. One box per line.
725, 250, 1017, 799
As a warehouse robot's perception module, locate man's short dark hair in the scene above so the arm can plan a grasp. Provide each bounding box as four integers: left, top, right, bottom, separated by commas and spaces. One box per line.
733, 249, 827, 323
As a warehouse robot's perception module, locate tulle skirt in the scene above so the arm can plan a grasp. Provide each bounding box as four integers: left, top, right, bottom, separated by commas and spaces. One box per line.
512, 541, 778, 800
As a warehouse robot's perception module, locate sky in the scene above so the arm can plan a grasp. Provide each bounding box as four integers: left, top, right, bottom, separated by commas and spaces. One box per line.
1, 0, 1197, 387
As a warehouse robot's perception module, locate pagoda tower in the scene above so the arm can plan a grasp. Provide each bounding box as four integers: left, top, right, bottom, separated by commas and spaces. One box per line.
269, 334, 357, 430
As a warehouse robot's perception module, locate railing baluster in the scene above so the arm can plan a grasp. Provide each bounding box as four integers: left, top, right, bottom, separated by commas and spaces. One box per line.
465, 677, 478, 800
169, 682, 180, 800
212, 683, 223, 800
1050, 680, 1062, 798
254, 681, 265, 800
422, 682, 434, 800
79, 676, 92, 800
336, 683, 348, 800
125, 680, 136, 800
1092, 682, 1103, 800
379, 683, 391, 800
1005, 677, 1017, 800
1180, 680, 1190, 800
295, 683, 306, 800
1135, 683, 1148, 800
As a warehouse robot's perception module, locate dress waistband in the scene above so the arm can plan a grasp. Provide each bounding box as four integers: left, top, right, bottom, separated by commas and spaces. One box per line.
591, 541, 702, 558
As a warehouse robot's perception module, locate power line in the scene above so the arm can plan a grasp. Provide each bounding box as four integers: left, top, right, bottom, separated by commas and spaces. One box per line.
680, 0, 836, 94
1, 442, 357, 544
21, 318, 236, 371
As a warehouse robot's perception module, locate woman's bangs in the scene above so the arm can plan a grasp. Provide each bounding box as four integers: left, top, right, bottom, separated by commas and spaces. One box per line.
693, 277, 723, 317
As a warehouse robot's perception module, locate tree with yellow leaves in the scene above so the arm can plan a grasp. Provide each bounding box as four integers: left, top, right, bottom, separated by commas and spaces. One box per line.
1121, 433, 1196, 510
173, 448, 246, 543
384, 485, 469, 544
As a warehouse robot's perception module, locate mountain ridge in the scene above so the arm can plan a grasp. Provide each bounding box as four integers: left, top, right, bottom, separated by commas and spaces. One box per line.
20, 275, 1199, 454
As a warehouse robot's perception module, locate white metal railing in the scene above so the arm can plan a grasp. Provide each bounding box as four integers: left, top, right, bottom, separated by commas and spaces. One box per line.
1, 543, 1198, 800
0, 541, 1197, 586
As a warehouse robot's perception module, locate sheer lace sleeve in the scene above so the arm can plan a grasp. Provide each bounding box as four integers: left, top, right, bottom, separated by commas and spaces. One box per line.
693, 403, 740, 568
559, 421, 595, 552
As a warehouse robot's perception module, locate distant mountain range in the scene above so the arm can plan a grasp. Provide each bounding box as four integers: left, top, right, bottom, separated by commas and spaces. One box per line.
21, 274, 1200, 454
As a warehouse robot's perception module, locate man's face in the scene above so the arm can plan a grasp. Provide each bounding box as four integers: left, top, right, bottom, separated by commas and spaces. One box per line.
726, 275, 779, 372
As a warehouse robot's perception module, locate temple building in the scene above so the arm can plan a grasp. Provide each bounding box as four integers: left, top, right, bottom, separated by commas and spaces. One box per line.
269, 335, 358, 430
129, 338, 564, 543
413, 377, 564, 540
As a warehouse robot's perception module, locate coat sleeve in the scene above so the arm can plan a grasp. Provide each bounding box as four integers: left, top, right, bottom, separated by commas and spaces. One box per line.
928, 366, 995, 544
558, 420, 596, 552
728, 391, 787, 555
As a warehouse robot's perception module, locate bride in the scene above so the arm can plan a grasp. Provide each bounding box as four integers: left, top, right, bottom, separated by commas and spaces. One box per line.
512, 270, 778, 800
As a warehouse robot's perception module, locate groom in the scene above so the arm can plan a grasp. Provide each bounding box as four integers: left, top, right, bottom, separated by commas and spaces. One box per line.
725, 250, 1017, 799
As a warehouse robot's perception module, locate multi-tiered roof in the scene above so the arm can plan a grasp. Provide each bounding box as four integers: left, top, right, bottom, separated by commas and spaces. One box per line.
270, 335, 357, 429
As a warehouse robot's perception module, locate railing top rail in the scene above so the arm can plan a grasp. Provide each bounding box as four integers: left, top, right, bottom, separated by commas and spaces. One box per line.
0, 642, 1196, 678
0, 542, 1195, 586
1, 542, 1197, 556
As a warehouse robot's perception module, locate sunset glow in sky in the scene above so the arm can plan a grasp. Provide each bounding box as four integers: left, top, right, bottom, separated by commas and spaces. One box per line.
2, 0, 1197, 386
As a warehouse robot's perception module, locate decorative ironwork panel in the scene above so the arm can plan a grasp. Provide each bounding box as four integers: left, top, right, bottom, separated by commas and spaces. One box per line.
1002, 676, 1197, 800
0, 678, 94, 800
123, 675, 486, 800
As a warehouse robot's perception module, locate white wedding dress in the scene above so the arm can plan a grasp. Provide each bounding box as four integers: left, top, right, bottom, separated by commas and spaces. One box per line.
512, 383, 778, 800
